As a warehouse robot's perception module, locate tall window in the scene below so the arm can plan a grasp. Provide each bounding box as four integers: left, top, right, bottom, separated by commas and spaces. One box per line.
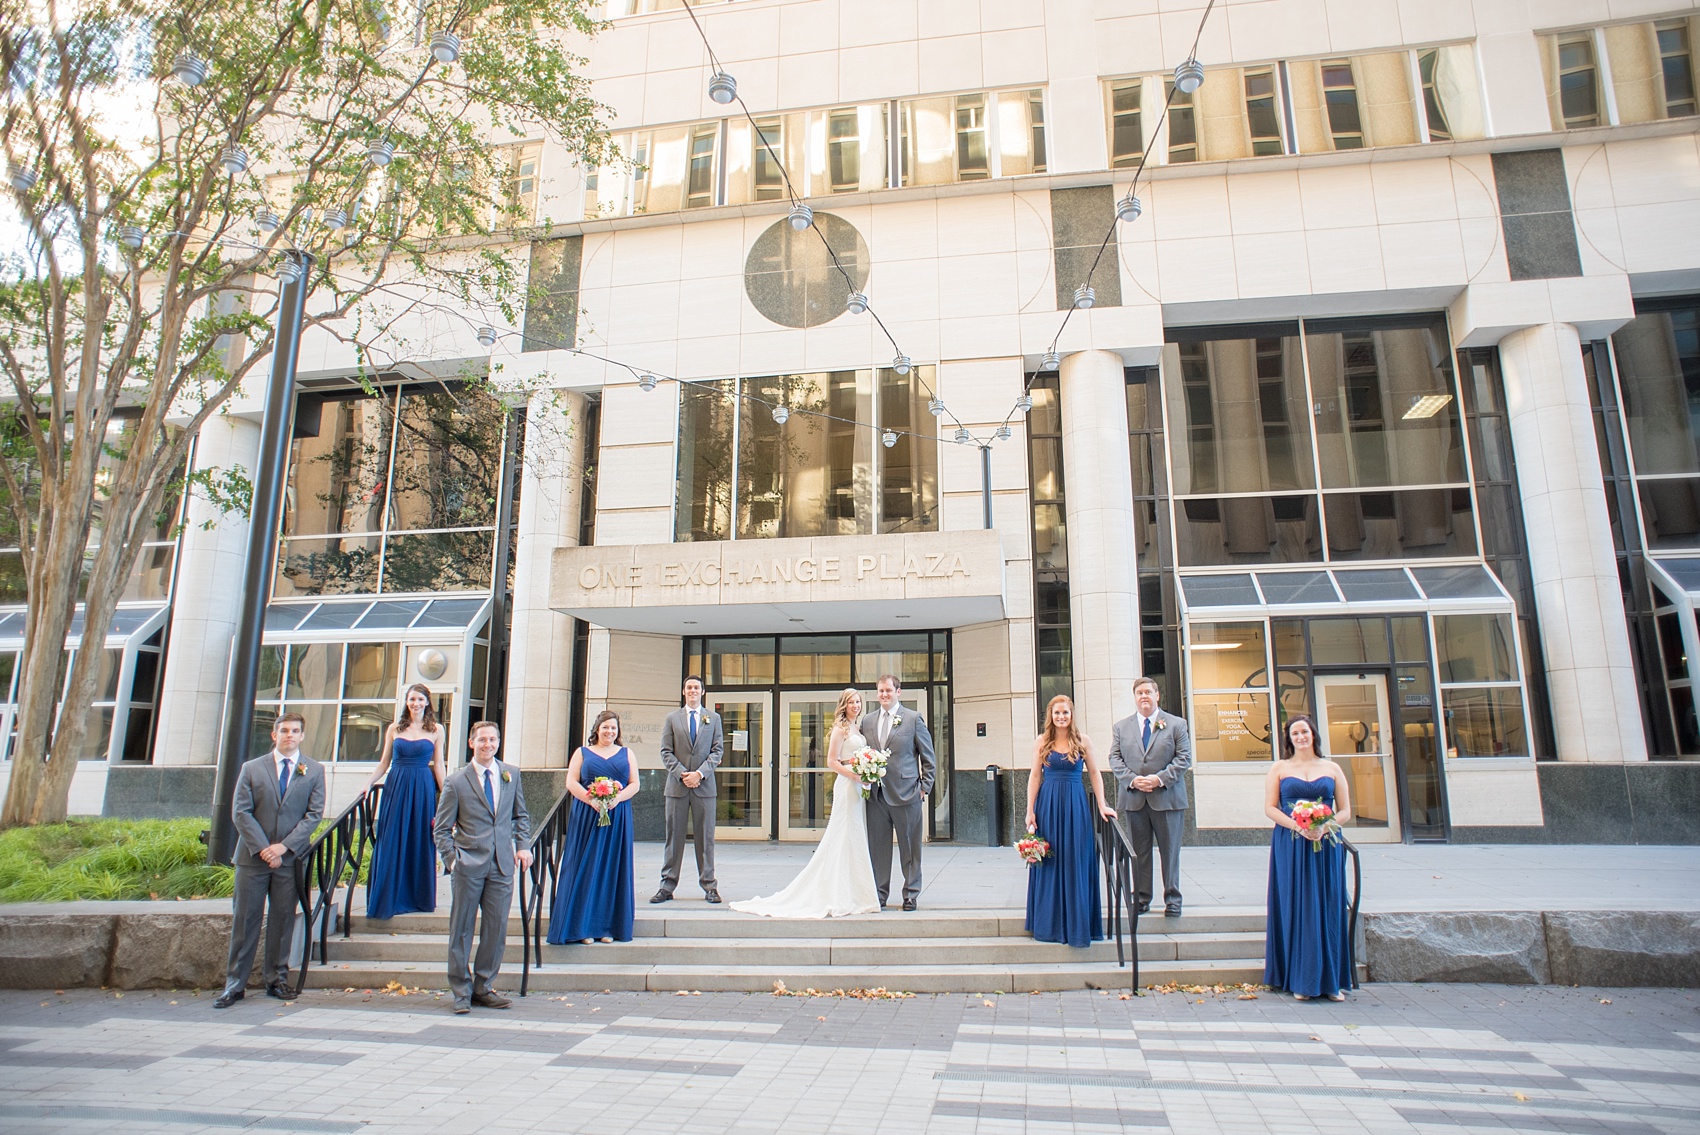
502, 142, 542, 224
278, 386, 515, 597
1109, 79, 1144, 167
1556, 34, 1602, 127
1543, 19, 1700, 128
827, 110, 861, 192
1028, 91, 1048, 173
955, 95, 990, 180
674, 369, 939, 542
686, 125, 717, 209
753, 116, 784, 200
1166, 81, 1198, 163
1320, 60, 1364, 148
1659, 20, 1698, 117
1244, 67, 1285, 155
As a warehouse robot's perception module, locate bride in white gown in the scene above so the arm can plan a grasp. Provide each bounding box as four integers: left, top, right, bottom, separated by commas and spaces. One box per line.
732, 688, 880, 918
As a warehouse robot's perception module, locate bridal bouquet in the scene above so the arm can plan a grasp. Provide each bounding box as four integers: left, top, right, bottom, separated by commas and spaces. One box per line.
586, 776, 621, 827
1289, 799, 1343, 851
850, 746, 889, 799
1015, 833, 1050, 866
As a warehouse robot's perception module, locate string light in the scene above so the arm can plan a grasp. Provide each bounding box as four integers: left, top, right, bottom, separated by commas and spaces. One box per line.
846, 292, 868, 315
996, 424, 1012, 441
954, 427, 971, 444
1174, 57, 1206, 94
772, 405, 790, 425
119, 225, 146, 249
1040, 350, 1060, 371
220, 146, 249, 175
476, 326, 497, 348
892, 355, 911, 375
708, 72, 736, 104
787, 202, 812, 231
1116, 194, 1142, 223
1016, 393, 1033, 414
882, 430, 897, 448
255, 208, 280, 232
638, 372, 658, 392
1073, 285, 1095, 310
323, 208, 347, 231
8, 164, 36, 193
277, 257, 303, 284
368, 139, 395, 167
171, 52, 209, 87
927, 397, 945, 418
430, 31, 460, 64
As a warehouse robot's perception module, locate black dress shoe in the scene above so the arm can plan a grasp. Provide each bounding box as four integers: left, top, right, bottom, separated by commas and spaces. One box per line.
703, 889, 722, 904
453, 1003, 471, 1015
265, 981, 292, 1000
902, 898, 917, 911
212, 990, 244, 1009
1134, 901, 1150, 915
650, 890, 673, 904
471, 991, 512, 1009
1165, 903, 1182, 917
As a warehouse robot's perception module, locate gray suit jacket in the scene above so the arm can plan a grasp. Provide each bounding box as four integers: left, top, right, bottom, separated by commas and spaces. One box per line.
660, 706, 724, 799
434, 760, 531, 878
1108, 710, 1193, 812
859, 707, 936, 808
231, 752, 325, 868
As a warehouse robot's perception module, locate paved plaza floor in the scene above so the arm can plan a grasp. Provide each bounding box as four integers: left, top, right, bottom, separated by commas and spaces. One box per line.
2, 983, 1698, 1135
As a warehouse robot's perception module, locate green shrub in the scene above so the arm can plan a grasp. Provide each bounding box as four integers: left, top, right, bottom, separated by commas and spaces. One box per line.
0, 819, 235, 902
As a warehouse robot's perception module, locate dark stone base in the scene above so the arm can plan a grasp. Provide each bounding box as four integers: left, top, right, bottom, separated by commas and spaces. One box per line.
1531, 762, 1700, 844
103, 766, 217, 819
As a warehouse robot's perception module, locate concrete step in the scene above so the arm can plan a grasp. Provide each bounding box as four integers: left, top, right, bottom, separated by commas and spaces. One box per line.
301, 957, 1268, 994
349, 907, 1268, 939
324, 930, 1267, 967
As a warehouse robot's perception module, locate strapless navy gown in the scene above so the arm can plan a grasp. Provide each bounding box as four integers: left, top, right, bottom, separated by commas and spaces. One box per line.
548, 747, 636, 943
1025, 751, 1103, 948
366, 736, 438, 919
1264, 775, 1356, 998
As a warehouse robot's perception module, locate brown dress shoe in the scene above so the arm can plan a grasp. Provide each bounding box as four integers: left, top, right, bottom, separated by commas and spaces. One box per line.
471, 991, 512, 1009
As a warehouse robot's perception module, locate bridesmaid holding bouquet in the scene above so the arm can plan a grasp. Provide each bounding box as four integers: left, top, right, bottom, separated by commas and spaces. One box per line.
1024, 695, 1117, 948
364, 684, 446, 919
548, 710, 639, 944
1263, 714, 1356, 1001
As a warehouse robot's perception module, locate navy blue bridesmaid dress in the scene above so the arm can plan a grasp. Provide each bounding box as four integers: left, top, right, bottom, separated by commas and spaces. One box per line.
1264, 774, 1356, 998
365, 736, 439, 919
1025, 750, 1103, 948
547, 746, 636, 944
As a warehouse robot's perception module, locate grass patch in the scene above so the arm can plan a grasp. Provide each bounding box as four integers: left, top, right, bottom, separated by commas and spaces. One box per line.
0, 819, 234, 902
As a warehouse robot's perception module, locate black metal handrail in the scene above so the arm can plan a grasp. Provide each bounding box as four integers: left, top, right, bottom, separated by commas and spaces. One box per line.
516, 786, 575, 996
1342, 835, 1362, 986
1095, 811, 1141, 993
288, 782, 382, 998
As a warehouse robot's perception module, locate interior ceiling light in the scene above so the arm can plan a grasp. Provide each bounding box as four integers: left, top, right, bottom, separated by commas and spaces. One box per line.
171, 52, 209, 87
1189, 642, 1243, 651
1175, 58, 1205, 94
1402, 394, 1454, 420
430, 30, 461, 64
708, 72, 737, 104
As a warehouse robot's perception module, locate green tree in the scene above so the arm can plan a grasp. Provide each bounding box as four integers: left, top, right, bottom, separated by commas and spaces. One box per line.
0, 0, 609, 825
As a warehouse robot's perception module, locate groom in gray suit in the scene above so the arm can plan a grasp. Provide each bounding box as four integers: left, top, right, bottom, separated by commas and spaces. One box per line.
1108, 677, 1193, 917
215, 713, 325, 1008
861, 674, 935, 910
652, 674, 723, 904
435, 721, 531, 1013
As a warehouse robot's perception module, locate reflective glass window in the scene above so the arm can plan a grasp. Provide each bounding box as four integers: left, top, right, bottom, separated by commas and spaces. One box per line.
344, 642, 400, 700
274, 537, 382, 596
779, 635, 853, 685
1175, 495, 1320, 566
1188, 621, 1266, 689
1192, 692, 1272, 761
878, 369, 940, 534
1180, 574, 1259, 607
1412, 564, 1502, 599
1307, 324, 1466, 490
388, 389, 506, 531
1334, 568, 1419, 602
1443, 687, 1528, 757
707, 638, 776, 686
1609, 307, 1700, 475
676, 380, 737, 542
286, 643, 344, 701
1322, 489, 1477, 560
1164, 337, 1311, 496
1434, 613, 1517, 683
1309, 617, 1391, 665
284, 394, 394, 537
739, 372, 873, 539
338, 703, 389, 762
1255, 571, 1339, 605
381, 529, 495, 593
855, 634, 931, 685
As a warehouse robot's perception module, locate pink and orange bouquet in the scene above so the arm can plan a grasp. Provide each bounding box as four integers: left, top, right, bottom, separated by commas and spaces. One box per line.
1015, 833, 1050, 866
586, 776, 621, 827
1289, 799, 1343, 851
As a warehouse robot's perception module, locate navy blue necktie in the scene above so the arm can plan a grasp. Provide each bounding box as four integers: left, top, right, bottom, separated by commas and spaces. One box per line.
689, 710, 699, 746
277, 758, 291, 799
1142, 718, 1152, 751
483, 768, 495, 812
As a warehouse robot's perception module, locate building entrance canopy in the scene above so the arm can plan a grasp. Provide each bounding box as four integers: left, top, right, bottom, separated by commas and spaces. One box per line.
551, 530, 1005, 634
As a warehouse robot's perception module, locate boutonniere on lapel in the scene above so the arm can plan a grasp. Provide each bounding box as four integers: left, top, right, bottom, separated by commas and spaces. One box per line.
890, 711, 903, 730
501, 770, 512, 784
292, 761, 311, 784
1154, 719, 1167, 732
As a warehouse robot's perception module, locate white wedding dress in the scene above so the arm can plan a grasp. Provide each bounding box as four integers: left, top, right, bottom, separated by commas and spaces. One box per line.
731, 731, 881, 918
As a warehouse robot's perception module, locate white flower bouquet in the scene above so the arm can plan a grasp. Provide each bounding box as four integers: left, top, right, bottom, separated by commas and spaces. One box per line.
850, 746, 890, 800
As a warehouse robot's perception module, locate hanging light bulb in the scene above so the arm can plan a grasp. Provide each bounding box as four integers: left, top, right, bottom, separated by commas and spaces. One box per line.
772, 405, 790, 425
927, 397, 945, 418
323, 207, 347, 232
1040, 350, 1060, 371
1016, 392, 1033, 414
368, 139, 395, 168
118, 225, 146, 249
171, 52, 209, 87
430, 30, 461, 64
8, 163, 36, 193
882, 430, 897, 448
1116, 193, 1143, 223
255, 208, 280, 232
707, 72, 737, 104
220, 146, 249, 175
788, 202, 813, 231
1174, 57, 1205, 94
637, 372, 658, 392
996, 424, 1013, 441
277, 257, 303, 284
892, 354, 911, 375
954, 426, 971, 444
1073, 285, 1095, 310
476, 326, 497, 348
846, 292, 868, 315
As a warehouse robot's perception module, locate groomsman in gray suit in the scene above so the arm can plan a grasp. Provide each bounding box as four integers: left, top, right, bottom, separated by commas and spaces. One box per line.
215, 713, 325, 1008
861, 674, 935, 911
652, 675, 724, 904
435, 721, 531, 1014
1108, 677, 1194, 917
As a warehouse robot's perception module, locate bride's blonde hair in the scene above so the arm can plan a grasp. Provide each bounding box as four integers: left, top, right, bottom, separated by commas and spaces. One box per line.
834, 688, 861, 727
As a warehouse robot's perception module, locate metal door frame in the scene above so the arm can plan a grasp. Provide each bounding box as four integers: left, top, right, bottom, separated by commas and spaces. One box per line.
1312, 669, 1404, 844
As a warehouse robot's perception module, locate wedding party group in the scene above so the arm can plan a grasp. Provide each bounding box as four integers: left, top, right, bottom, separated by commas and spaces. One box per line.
209, 671, 1355, 1013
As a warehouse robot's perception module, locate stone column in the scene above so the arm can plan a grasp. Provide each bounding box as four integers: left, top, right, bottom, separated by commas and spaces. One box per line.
1058, 349, 1140, 744
504, 390, 587, 770
1498, 322, 1647, 762
153, 414, 262, 766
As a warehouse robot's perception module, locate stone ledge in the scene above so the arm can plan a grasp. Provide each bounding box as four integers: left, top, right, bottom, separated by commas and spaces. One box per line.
1543, 910, 1700, 987
1364, 911, 1550, 984
0, 903, 257, 991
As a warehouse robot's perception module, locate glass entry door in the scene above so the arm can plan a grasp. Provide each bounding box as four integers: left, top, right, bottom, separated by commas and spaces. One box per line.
711, 694, 769, 840
778, 690, 922, 841
1313, 673, 1401, 843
